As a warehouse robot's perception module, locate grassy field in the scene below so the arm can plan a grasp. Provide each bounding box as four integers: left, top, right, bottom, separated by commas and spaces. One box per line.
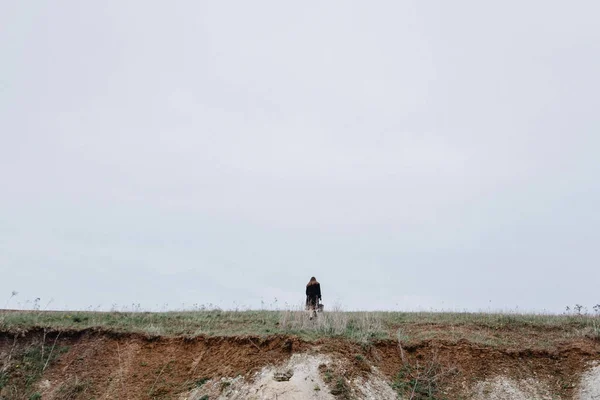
1, 309, 599, 348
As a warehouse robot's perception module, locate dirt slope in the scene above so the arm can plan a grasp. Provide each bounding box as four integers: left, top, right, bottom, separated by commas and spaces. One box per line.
1, 328, 599, 399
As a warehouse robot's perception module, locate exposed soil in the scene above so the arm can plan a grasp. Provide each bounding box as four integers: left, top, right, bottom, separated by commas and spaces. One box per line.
1, 327, 599, 399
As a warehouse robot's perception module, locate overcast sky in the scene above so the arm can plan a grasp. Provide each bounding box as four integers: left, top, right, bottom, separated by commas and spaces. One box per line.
1, 1, 599, 312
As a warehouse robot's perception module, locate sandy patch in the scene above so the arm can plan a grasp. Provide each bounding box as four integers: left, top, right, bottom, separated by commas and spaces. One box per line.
577, 362, 600, 400
184, 353, 401, 400
471, 376, 554, 400
353, 368, 398, 400
186, 353, 334, 400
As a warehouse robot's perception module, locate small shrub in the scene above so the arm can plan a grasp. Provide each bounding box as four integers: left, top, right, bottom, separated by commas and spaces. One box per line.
20, 343, 69, 389
57, 377, 90, 399
330, 377, 351, 398
72, 315, 88, 323
195, 377, 209, 387
29, 393, 42, 400
391, 352, 457, 400
588, 320, 600, 341
319, 364, 333, 383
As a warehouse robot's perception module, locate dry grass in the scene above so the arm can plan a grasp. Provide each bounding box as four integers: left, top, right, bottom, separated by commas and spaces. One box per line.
279, 307, 385, 342
1, 309, 599, 346
56, 376, 91, 400
391, 348, 458, 400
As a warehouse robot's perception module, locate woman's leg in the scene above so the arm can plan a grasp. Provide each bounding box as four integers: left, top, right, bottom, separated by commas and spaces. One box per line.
309, 296, 318, 319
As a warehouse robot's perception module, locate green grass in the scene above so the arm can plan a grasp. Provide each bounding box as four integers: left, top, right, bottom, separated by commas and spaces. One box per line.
21, 344, 70, 388
0, 371, 9, 390
0, 309, 281, 336
0, 336, 70, 399
380, 310, 600, 329
1, 309, 599, 345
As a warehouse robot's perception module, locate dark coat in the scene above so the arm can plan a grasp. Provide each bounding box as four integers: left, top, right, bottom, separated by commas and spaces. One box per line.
306, 283, 321, 306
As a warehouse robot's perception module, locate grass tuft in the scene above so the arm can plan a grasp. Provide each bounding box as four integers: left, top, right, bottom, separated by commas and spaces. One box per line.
56, 376, 90, 400
391, 350, 457, 400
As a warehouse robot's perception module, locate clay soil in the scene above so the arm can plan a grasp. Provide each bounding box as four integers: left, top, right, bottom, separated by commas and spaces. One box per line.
1, 326, 599, 399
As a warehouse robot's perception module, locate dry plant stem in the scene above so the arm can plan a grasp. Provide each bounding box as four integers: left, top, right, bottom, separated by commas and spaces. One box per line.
117, 342, 126, 396
2, 334, 18, 373
410, 360, 419, 399
188, 351, 205, 376
149, 361, 169, 396
248, 339, 261, 352
41, 328, 47, 364
398, 340, 407, 365
4, 292, 17, 309
42, 331, 60, 372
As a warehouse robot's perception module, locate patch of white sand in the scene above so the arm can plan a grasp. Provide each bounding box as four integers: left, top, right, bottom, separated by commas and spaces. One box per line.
183, 353, 399, 400
353, 369, 398, 400
230, 354, 334, 400
577, 363, 600, 400
184, 354, 334, 400
471, 377, 554, 400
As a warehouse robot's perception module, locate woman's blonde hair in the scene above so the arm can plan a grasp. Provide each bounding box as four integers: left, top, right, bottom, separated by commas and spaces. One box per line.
307, 276, 319, 287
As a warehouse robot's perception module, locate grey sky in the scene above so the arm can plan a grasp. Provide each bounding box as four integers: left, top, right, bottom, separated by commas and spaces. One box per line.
1, 1, 599, 312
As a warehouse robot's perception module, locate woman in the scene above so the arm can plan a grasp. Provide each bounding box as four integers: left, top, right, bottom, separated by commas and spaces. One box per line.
305, 277, 322, 318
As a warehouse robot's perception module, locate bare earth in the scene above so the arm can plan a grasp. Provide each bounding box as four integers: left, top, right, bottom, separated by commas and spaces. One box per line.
1, 325, 600, 399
